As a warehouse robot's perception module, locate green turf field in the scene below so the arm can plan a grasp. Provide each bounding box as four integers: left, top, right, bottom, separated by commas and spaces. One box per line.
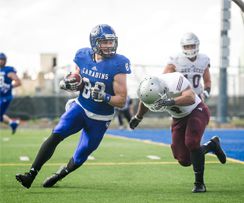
0, 129, 244, 203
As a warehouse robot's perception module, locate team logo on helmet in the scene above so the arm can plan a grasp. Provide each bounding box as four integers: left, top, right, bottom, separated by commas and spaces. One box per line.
90, 26, 100, 36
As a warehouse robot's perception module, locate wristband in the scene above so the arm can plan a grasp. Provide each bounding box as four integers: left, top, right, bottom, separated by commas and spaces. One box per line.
104, 93, 111, 103
204, 87, 211, 95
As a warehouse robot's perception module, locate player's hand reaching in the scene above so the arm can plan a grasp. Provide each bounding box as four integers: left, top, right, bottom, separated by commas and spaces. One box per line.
90, 86, 111, 103
129, 115, 143, 129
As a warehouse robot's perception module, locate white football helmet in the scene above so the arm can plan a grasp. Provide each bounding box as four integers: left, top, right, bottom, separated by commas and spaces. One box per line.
180, 32, 200, 58
137, 76, 169, 112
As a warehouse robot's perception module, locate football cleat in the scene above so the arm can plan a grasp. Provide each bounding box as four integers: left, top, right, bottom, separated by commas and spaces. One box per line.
43, 166, 68, 188
192, 182, 206, 193
16, 172, 35, 189
210, 136, 226, 164
10, 121, 19, 134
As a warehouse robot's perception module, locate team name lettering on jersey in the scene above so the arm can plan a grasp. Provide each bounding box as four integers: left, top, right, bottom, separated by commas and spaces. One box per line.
82, 68, 109, 80
181, 66, 205, 74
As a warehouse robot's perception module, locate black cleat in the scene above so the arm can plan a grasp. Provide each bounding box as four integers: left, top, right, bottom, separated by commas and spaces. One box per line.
43, 166, 68, 188
210, 136, 226, 164
192, 182, 206, 193
16, 172, 35, 189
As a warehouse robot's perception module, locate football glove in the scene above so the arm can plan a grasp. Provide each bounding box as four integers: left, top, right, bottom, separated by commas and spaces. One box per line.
203, 87, 210, 100
90, 87, 111, 103
129, 115, 143, 129
59, 73, 82, 92
154, 98, 175, 110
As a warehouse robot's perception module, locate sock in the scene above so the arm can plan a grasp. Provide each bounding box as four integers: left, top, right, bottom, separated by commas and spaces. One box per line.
201, 140, 215, 154
190, 148, 205, 184
29, 168, 38, 177
66, 158, 81, 173
57, 158, 80, 179
31, 133, 64, 172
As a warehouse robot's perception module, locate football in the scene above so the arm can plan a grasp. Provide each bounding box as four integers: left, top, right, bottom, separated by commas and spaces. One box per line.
66, 72, 82, 82
65, 73, 84, 91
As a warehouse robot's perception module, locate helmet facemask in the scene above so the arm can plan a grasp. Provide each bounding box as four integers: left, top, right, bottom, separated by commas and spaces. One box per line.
0, 53, 7, 67
180, 33, 200, 58
0, 59, 6, 68
182, 44, 199, 58
96, 37, 118, 58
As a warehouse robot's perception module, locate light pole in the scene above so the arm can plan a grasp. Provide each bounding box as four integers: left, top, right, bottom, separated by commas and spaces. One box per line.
217, 0, 231, 123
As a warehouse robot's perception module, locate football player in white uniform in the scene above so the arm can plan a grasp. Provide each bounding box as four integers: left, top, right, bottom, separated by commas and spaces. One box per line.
129, 72, 226, 193
163, 33, 211, 101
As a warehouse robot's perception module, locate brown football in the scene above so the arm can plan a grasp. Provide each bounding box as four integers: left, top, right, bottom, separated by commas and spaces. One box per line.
66, 73, 84, 90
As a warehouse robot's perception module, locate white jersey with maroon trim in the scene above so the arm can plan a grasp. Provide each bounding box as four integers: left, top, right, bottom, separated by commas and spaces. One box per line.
167, 53, 210, 95
158, 72, 201, 118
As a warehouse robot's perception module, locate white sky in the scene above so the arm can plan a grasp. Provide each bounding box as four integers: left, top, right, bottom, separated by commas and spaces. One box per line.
1, 0, 243, 76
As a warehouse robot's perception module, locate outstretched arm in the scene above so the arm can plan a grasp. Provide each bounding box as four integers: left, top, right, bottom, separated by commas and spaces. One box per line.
135, 101, 149, 119
202, 67, 211, 100
129, 101, 149, 129
8, 72, 21, 88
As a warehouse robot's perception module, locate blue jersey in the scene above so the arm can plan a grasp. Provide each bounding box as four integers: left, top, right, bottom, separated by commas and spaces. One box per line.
74, 48, 131, 117
0, 66, 16, 99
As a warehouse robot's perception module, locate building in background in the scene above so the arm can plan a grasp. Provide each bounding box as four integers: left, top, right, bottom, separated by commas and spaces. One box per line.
14, 53, 74, 96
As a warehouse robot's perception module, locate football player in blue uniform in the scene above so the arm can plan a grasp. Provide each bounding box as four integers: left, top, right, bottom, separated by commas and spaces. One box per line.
16, 24, 131, 189
0, 53, 21, 134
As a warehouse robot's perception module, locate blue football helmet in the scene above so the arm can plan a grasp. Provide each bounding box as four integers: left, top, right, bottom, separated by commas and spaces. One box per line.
89, 24, 118, 57
0, 53, 7, 60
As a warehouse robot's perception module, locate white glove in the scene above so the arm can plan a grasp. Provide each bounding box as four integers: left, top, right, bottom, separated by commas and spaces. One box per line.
203, 89, 210, 100
59, 80, 80, 91
90, 87, 111, 103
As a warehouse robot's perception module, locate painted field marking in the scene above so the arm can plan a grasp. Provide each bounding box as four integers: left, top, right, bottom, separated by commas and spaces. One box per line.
147, 155, 161, 160
2, 137, 10, 142
0, 160, 229, 167
19, 156, 30, 161
106, 134, 244, 164
88, 156, 95, 160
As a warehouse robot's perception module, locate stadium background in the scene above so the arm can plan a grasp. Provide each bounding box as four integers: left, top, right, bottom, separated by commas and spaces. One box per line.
1, 1, 244, 202
6, 64, 244, 121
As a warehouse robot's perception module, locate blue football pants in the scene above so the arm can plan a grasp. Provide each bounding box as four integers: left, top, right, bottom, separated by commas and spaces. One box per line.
53, 102, 110, 165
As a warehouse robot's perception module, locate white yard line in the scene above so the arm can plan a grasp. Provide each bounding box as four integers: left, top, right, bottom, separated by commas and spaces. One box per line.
88, 156, 95, 160
19, 156, 30, 161
2, 137, 10, 142
147, 155, 161, 160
